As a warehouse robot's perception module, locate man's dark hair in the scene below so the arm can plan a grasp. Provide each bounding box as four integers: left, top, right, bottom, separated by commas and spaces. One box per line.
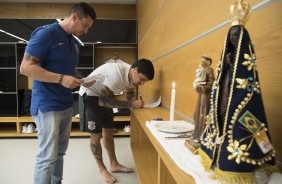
68, 2, 97, 21
131, 58, 155, 80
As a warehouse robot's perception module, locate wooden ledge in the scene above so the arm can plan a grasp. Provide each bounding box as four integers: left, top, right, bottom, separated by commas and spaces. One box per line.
0, 116, 130, 123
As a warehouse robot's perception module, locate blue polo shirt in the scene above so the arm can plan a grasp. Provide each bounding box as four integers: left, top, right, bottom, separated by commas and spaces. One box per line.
25, 23, 80, 115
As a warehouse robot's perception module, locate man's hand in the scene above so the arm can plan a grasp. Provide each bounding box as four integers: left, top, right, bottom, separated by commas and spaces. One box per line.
82, 80, 96, 88
60, 75, 84, 89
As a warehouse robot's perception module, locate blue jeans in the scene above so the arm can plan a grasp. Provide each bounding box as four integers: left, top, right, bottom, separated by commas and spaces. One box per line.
33, 107, 73, 184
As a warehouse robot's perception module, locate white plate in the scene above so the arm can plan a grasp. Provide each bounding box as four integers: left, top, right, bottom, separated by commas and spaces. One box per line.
153, 121, 194, 134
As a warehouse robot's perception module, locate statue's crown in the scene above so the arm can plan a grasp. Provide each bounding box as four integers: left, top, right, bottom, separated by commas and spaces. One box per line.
229, 0, 251, 26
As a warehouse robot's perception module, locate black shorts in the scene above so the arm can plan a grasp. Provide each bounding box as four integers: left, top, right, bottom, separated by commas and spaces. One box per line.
79, 94, 114, 133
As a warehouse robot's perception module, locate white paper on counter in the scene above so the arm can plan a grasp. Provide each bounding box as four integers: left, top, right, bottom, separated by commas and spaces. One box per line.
144, 96, 161, 108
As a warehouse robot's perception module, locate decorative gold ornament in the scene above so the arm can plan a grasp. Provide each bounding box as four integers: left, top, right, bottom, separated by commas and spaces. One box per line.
242, 53, 257, 71
230, 0, 251, 26
227, 140, 249, 164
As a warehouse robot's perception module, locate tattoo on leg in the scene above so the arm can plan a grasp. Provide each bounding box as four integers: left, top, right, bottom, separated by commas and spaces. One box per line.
90, 143, 102, 161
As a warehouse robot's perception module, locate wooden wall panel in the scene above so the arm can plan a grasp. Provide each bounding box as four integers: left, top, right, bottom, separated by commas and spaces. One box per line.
136, 0, 165, 41
138, 0, 261, 61
136, 0, 146, 18
139, 27, 229, 118
0, 3, 136, 19
137, 0, 282, 160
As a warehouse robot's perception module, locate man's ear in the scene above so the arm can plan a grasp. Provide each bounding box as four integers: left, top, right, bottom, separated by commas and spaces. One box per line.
72, 13, 79, 22
132, 67, 138, 73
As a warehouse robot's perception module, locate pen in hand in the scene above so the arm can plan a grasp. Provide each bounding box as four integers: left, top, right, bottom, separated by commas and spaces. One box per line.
139, 95, 144, 108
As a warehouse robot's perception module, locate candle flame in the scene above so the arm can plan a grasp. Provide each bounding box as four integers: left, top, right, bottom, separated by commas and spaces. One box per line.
172, 81, 175, 88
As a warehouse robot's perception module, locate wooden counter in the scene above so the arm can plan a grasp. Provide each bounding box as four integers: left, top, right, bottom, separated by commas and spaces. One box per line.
130, 107, 195, 184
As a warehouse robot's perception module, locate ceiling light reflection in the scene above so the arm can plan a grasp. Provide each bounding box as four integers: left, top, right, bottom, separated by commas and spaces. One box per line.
0, 28, 29, 43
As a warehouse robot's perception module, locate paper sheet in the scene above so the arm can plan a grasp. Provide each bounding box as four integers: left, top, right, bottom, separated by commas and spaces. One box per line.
144, 96, 161, 108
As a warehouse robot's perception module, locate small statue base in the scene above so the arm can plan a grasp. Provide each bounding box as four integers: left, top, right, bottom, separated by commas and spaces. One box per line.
184, 139, 200, 154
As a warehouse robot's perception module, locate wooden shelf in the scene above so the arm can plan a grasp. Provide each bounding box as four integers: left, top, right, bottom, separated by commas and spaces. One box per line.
114, 116, 131, 122
0, 122, 17, 136
72, 116, 130, 123
14, 133, 38, 137
114, 128, 130, 136
0, 116, 130, 137
0, 117, 19, 122
70, 130, 90, 137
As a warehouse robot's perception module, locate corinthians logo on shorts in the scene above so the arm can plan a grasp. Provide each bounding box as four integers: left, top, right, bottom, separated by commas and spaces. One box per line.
87, 121, 96, 130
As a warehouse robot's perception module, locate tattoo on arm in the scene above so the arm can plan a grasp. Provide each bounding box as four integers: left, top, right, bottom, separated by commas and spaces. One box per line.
23, 52, 40, 63
99, 85, 132, 108
90, 143, 102, 161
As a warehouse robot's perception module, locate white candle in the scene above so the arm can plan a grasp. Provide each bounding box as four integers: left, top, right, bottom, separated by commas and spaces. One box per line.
170, 82, 176, 124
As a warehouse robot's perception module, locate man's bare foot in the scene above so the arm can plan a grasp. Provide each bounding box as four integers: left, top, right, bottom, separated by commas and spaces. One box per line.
100, 169, 116, 183
110, 164, 134, 173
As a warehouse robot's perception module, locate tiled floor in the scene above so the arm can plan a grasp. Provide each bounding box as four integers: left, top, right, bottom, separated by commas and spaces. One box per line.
0, 137, 139, 184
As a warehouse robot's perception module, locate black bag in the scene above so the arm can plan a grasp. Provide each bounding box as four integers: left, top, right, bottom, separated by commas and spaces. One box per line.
18, 89, 32, 116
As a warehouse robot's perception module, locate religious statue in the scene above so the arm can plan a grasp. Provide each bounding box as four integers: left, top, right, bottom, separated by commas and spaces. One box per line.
185, 55, 214, 153
198, 0, 278, 183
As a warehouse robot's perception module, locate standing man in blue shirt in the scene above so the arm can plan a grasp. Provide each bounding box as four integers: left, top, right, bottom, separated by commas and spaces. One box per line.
20, 2, 96, 184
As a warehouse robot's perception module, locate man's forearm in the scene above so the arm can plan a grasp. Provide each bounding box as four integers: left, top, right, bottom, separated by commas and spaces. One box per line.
21, 64, 62, 83
20, 52, 62, 83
